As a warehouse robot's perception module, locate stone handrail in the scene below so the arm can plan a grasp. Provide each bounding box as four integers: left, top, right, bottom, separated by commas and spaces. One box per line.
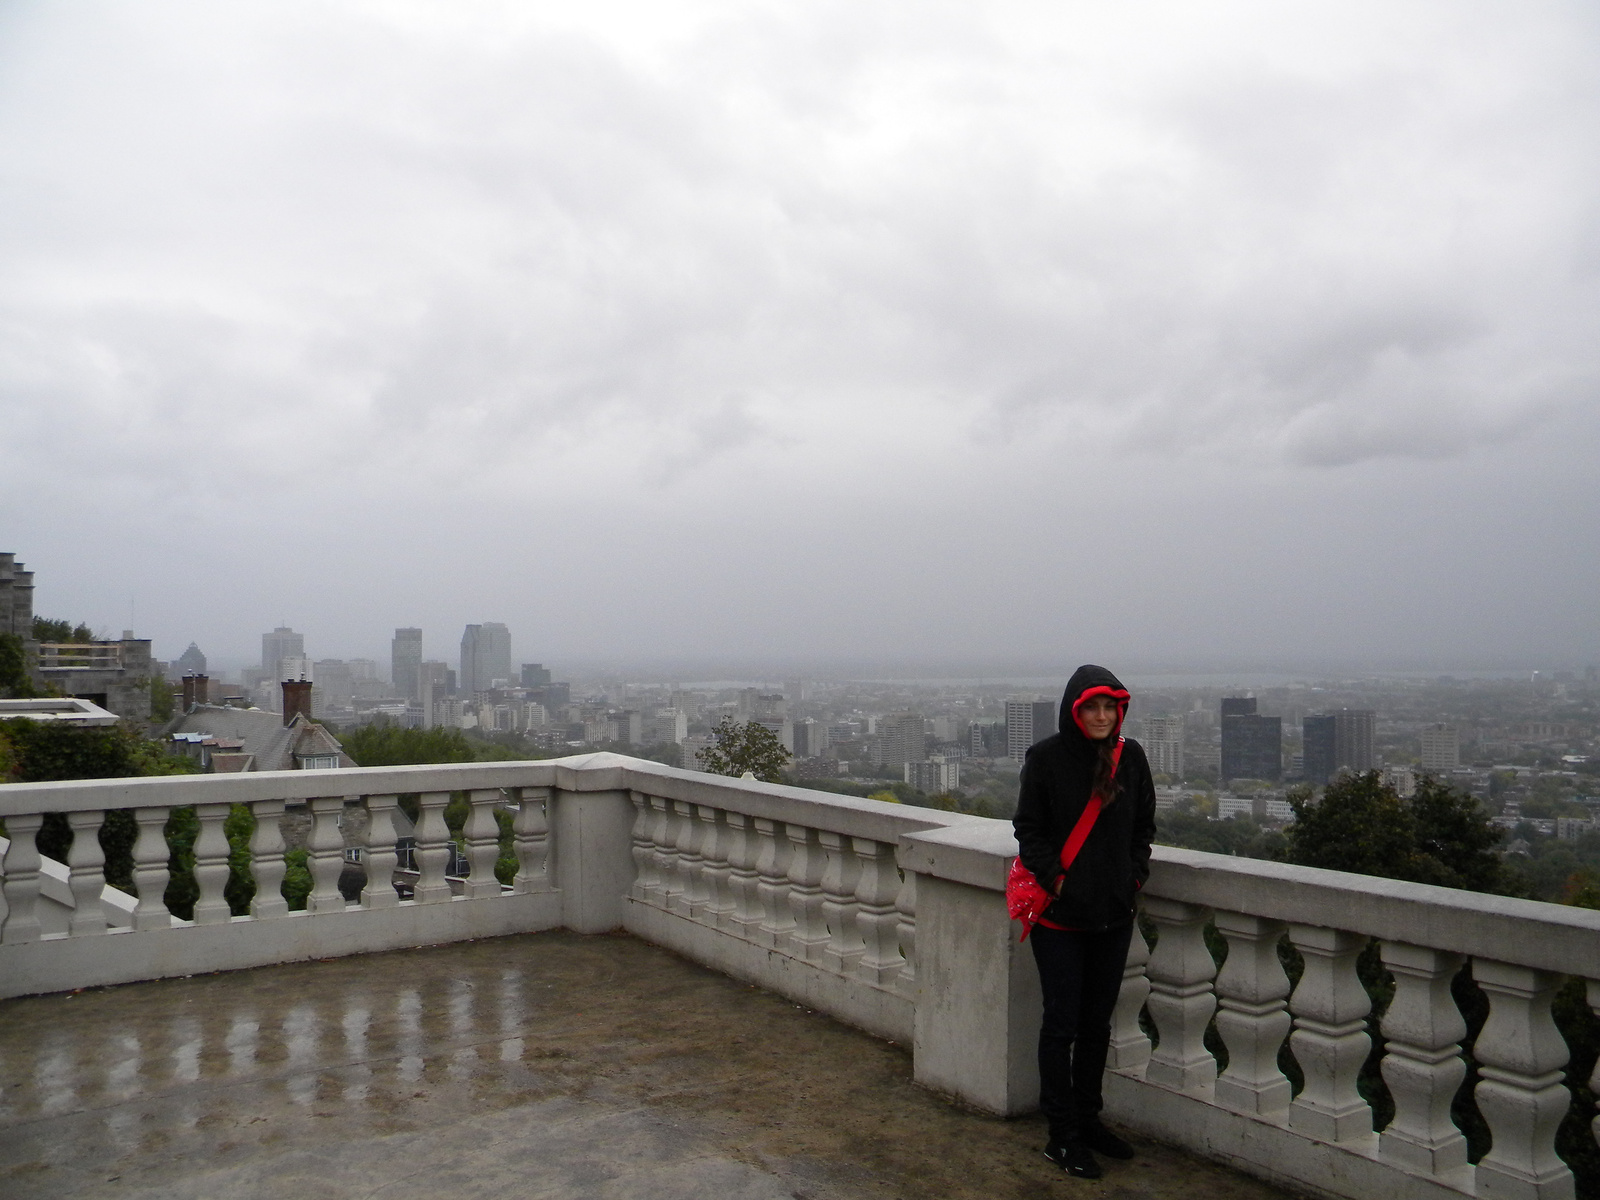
6, 754, 1600, 1200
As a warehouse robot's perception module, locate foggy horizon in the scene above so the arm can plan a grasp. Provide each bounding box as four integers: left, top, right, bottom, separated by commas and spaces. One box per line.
4, 1, 1597, 672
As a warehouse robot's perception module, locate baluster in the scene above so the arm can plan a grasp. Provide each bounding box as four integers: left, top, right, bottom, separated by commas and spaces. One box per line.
461, 790, 503, 899
249, 799, 288, 919
1471, 959, 1572, 1200
189, 803, 234, 925
307, 797, 348, 914
851, 838, 904, 986
894, 867, 917, 996
131, 806, 172, 931
1588, 980, 1600, 1155
818, 831, 863, 976
628, 791, 657, 903
0, 812, 45, 944
673, 800, 706, 918
1142, 897, 1218, 1092
1108, 917, 1152, 1072
753, 817, 794, 950
1212, 912, 1291, 1116
362, 794, 401, 909
65, 810, 108, 936
513, 787, 550, 893
1287, 925, 1372, 1141
654, 797, 683, 913
412, 792, 453, 904
724, 812, 763, 939
1378, 943, 1468, 1175
785, 824, 828, 962
697, 807, 733, 931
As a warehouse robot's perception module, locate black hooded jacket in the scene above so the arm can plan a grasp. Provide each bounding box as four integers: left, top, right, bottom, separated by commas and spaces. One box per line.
1012, 664, 1157, 932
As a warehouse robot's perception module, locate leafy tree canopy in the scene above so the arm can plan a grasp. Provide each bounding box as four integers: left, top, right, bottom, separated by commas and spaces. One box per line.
339, 721, 477, 767
696, 717, 791, 783
0, 718, 198, 783
1286, 771, 1507, 893
32, 617, 94, 643
0, 633, 35, 698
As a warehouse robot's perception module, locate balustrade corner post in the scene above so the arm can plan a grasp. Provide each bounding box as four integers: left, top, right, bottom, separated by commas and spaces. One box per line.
1287, 924, 1373, 1143
1107, 915, 1152, 1074
512, 787, 551, 894
753, 817, 794, 950
1212, 912, 1292, 1117
785, 824, 829, 963
307, 797, 349, 914
361, 795, 401, 910
1378, 943, 1469, 1176
723, 812, 761, 940
850, 837, 904, 986
461, 790, 503, 899
697, 806, 734, 931
191, 802, 235, 925
1142, 896, 1218, 1093
131, 806, 173, 931
412, 791, 454, 905
0, 812, 46, 944
248, 799, 288, 919
65, 809, 109, 937
1471, 959, 1574, 1200
818, 830, 864, 976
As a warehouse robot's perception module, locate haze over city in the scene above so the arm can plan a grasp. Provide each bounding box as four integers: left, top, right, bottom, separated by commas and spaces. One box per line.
2, 1, 1596, 675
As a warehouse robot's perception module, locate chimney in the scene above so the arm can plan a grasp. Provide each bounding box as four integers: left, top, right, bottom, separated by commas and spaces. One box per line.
281, 679, 313, 726
194, 674, 209, 707
182, 675, 196, 711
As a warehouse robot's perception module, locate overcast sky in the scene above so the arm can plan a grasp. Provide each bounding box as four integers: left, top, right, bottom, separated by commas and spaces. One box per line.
2, 0, 1596, 675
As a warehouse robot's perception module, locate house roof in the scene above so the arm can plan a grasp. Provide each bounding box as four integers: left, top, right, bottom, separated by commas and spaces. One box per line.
161, 705, 356, 772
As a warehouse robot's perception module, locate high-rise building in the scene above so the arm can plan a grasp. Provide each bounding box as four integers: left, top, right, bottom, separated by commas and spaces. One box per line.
1334, 710, 1376, 774
1420, 724, 1460, 774
880, 712, 926, 768
907, 755, 961, 794
1006, 699, 1056, 761
793, 717, 829, 758
1221, 698, 1281, 782
1303, 715, 1337, 784
521, 663, 552, 688
261, 627, 304, 681
175, 643, 207, 678
392, 628, 422, 701
1142, 714, 1185, 777
460, 623, 512, 696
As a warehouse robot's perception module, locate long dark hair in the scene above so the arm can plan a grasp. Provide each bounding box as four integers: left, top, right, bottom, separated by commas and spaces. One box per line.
1091, 737, 1121, 805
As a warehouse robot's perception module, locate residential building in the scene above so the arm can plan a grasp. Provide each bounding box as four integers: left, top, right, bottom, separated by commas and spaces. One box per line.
1005, 699, 1056, 761
36, 632, 155, 727
906, 755, 961, 794
460, 623, 512, 696
1141, 714, 1185, 777
1304, 709, 1376, 783
880, 712, 925, 768
162, 680, 356, 772
1421, 724, 1460, 774
1303, 715, 1337, 785
392, 628, 422, 701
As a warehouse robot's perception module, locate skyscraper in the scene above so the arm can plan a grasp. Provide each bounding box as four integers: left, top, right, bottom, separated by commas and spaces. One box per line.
880, 712, 926, 768
1142, 714, 1185, 777
460, 622, 512, 697
1301, 709, 1375, 783
1006, 699, 1057, 761
1303, 715, 1337, 785
261, 627, 304, 681
1220, 697, 1281, 782
1420, 724, 1460, 774
392, 628, 422, 702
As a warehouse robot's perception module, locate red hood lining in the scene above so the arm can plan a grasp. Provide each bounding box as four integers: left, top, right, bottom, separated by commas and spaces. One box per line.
1071, 685, 1130, 741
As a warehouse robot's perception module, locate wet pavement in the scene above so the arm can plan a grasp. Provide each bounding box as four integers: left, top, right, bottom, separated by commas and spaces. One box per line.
0, 930, 1299, 1199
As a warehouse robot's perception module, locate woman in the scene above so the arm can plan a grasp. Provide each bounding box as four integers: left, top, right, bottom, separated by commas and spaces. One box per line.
1012, 664, 1156, 1179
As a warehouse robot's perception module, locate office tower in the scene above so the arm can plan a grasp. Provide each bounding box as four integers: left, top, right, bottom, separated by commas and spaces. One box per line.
1303, 715, 1337, 785
392, 628, 423, 701
881, 712, 926, 768
419, 660, 453, 695
793, 717, 829, 758
175, 643, 207, 677
312, 659, 354, 711
1221, 697, 1281, 782
460, 622, 512, 696
1142, 714, 1185, 777
1334, 709, 1376, 773
1006, 699, 1057, 761
521, 663, 552, 688
1420, 724, 1460, 774
261, 627, 304, 680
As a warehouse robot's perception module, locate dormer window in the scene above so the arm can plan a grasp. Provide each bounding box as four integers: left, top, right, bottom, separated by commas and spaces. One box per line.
300, 755, 340, 770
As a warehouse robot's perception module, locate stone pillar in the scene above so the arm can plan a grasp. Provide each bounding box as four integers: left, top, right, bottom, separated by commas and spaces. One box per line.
1143, 896, 1218, 1092
1378, 943, 1468, 1176
1287, 924, 1372, 1142
1213, 911, 1291, 1117
65, 810, 108, 936
550, 787, 637, 934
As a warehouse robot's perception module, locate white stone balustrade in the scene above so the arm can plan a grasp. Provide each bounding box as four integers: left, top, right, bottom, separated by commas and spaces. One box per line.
5, 757, 1600, 1200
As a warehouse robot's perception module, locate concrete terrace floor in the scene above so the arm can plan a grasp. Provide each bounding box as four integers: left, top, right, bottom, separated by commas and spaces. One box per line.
0, 931, 1300, 1200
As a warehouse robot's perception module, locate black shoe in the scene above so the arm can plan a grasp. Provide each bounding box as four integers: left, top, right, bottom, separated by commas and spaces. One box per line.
1079, 1120, 1134, 1160
1044, 1140, 1102, 1179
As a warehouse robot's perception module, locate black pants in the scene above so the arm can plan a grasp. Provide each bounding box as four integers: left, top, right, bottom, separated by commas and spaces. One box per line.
1029, 921, 1134, 1139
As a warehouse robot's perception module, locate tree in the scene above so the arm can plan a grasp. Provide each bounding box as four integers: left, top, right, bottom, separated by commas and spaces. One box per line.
0, 632, 36, 698
340, 721, 476, 767
1286, 771, 1509, 893
32, 616, 94, 643
696, 717, 791, 783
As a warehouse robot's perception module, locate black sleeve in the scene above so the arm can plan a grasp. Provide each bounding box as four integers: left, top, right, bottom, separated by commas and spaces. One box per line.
1012, 748, 1063, 893
1126, 740, 1157, 888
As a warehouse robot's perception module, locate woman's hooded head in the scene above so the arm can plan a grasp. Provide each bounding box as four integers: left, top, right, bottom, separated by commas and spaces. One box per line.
1059, 664, 1131, 751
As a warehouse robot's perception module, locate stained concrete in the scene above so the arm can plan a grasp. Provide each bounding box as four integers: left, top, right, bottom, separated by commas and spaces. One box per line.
0, 930, 1300, 1199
